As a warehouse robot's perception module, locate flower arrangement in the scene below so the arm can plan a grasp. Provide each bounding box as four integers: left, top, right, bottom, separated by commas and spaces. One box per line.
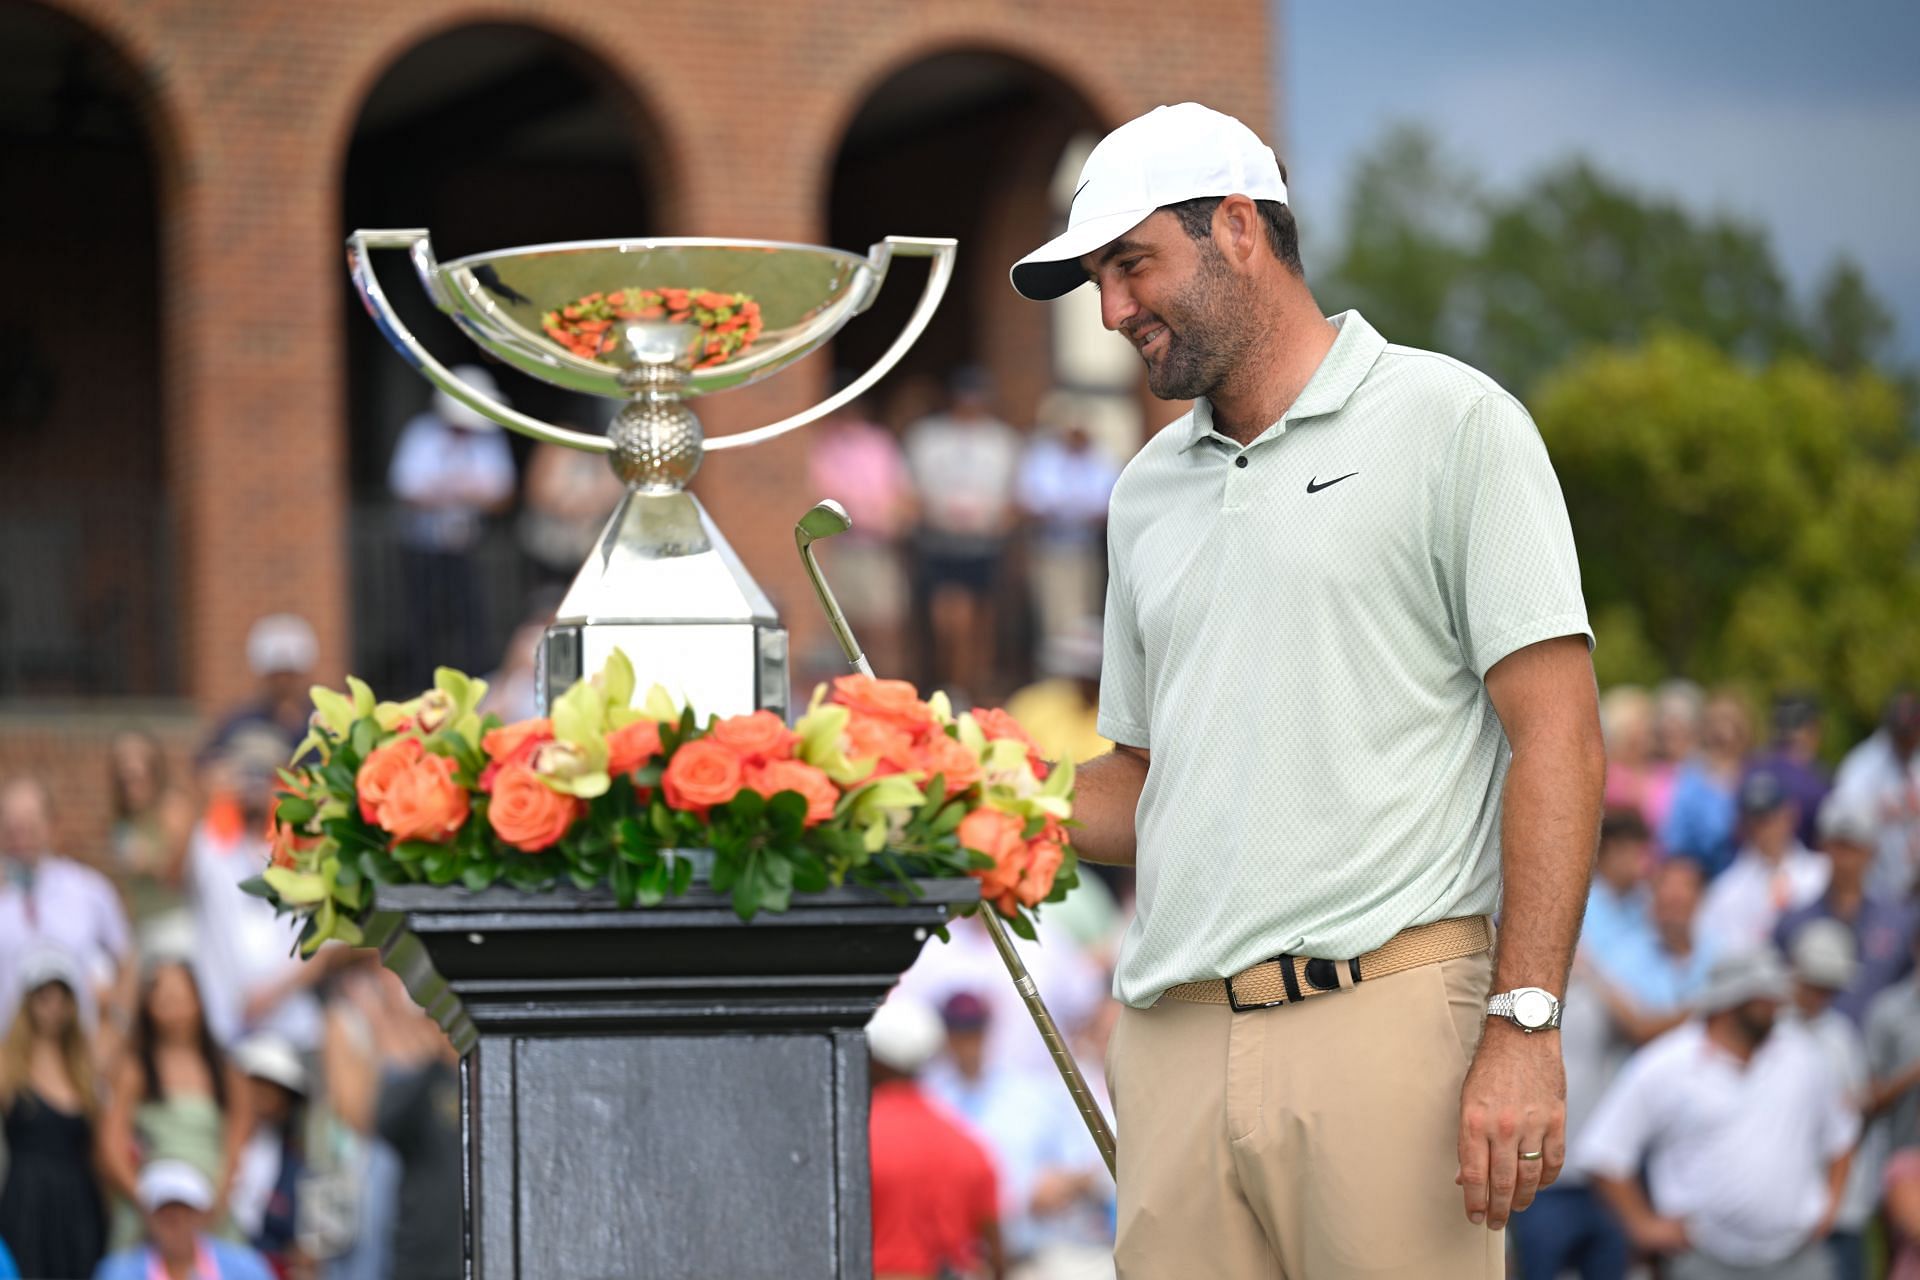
541, 287, 765, 369
249, 652, 1078, 954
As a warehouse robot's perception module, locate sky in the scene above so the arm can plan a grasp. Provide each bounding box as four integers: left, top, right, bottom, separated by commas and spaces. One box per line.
1280, 2, 1920, 360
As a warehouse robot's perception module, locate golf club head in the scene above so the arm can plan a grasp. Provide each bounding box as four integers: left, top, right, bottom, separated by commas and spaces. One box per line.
795, 499, 854, 548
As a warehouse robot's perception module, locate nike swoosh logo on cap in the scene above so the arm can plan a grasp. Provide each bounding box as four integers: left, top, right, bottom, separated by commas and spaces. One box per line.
1070, 179, 1090, 214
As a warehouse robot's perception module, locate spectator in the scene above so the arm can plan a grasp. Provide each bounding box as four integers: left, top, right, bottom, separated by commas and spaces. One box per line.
92, 1160, 273, 1280
228, 1036, 308, 1274
867, 996, 1004, 1280
1578, 948, 1857, 1280
807, 389, 916, 677
99, 960, 251, 1250
1832, 688, 1920, 903
388, 365, 518, 687
1654, 678, 1707, 771
1581, 809, 1657, 979
1583, 858, 1717, 1049
105, 730, 195, 945
923, 994, 1112, 1279
1662, 688, 1755, 876
0, 776, 133, 1032
1867, 931, 1920, 1155
1016, 407, 1118, 655
199, 615, 320, 769
1754, 693, 1834, 851
516, 435, 625, 589
0, 948, 107, 1279
1788, 921, 1875, 1280
1601, 686, 1676, 832
1005, 621, 1111, 769
904, 367, 1024, 702
1695, 769, 1827, 957
355, 969, 461, 1280
307, 958, 401, 1280
1774, 792, 1915, 1027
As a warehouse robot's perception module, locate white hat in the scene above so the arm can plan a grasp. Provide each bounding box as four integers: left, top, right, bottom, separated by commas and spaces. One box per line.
1694, 948, 1793, 1014
139, 1159, 214, 1212
865, 995, 944, 1074
434, 364, 509, 432
246, 613, 318, 676
1011, 103, 1288, 301
1789, 919, 1859, 991
16, 944, 83, 998
235, 1033, 309, 1095
1817, 794, 1880, 849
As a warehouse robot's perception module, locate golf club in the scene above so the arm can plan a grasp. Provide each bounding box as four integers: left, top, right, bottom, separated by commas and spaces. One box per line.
793, 499, 1119, 1176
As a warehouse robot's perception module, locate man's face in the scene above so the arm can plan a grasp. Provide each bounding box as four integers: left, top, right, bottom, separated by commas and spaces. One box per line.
1650, 861, 1702, 939
1081, 211, 1259, 402
0, 782, 51, 860
148, 1202, 201, 1263
1595, 836, 1648, 892
1825, 838, 1872, 891
1747, 805, 1797, 854
1733, 996, 1780, 1045
946, 1027, 987, 1080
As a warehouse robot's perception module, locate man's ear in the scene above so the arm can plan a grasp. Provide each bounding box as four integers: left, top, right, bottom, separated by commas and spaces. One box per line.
1215, 195, 1263, 268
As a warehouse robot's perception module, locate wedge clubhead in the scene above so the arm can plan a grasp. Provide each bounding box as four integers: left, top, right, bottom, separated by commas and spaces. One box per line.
795, 499, 871, 676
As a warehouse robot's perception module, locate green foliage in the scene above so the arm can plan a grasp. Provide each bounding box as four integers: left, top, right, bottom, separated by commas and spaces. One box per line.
1533, 333, 1920, 737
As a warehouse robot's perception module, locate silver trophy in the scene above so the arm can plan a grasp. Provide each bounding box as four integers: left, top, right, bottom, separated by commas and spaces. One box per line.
347, 230, 957, 716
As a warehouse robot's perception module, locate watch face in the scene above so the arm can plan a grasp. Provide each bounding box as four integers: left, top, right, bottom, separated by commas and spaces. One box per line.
1514, 990, 1552, 1028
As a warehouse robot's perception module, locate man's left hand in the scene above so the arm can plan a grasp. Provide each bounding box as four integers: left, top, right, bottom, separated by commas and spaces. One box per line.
1456, 1023, 1566, 1229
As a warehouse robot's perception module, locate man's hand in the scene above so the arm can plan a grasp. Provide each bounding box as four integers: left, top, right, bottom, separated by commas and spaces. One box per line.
1627, 1214, 1690, 1255
1456, 1023, 1566, 1229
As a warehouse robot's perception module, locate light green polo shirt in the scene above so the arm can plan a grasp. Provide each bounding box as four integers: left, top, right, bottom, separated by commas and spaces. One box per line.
1099, 311, 1592, 1007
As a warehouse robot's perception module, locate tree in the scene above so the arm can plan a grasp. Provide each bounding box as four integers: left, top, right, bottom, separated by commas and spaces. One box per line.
1809, 258, 1895, 374
1532, 333, 1920, 737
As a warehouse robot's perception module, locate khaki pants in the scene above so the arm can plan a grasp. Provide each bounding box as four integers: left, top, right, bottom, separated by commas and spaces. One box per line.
1107, 950, 1501, 1279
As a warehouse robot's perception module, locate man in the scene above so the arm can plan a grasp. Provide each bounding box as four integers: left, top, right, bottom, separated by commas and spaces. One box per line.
93, 1160, 274, 1280
1787, 922, 1876, 1280
1831, 689, 1920, 902
229, 1035, 309, 1271
0, 776, 131, 1030
199, 612, 321, 768
1017, 407, 1120, 652
1581, 809, 1656, 977
1774, 793, 1914, 1027
1009, 102, 1603, 1277
1754, 694, 1833, 850
1587, 857, 1717, 1043
1576, 949, 1856, 1280
903, 367, 1024, 701
923, 993, 1115, 1278
866, 996, 1004, 1280
1695, 768, 1828, 957
1866, 928, 1920, 1156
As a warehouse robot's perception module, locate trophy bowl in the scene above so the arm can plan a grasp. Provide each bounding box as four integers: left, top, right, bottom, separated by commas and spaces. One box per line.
434, 238, 879, 398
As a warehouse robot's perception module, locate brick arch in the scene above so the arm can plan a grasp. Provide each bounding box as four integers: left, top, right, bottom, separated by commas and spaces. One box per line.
318, 7, 684, 226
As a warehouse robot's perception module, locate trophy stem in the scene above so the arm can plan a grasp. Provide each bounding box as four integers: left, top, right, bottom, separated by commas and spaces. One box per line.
607, 325, 704, 494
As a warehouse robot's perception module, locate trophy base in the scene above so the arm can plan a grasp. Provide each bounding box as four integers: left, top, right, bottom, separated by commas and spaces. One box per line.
539, 621, 788, 721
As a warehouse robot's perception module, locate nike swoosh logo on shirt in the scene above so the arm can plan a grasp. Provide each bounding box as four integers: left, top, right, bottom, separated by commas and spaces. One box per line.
1306, 472, 1358, 494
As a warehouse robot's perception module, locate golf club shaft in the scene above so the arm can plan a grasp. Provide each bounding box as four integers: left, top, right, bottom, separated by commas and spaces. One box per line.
793, 509, 1117, 1175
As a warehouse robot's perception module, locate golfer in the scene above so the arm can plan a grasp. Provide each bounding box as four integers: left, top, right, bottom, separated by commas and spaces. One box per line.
1009, 103, 1604, 1278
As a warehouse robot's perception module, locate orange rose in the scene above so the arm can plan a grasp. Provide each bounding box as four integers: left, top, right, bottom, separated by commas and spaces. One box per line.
743, 759, 840, 827
606, 720, 664, 775
661, 739, 745, 818
831, 675, 935, 738
916, 731, 983, 798
357, 738, 424, 824
958, 807, 1028, 902
843, 713, 917, 777
1017, 837, 1066, 908
484, 718, 553, 764
970, 707, 1050, 780
373, 753, 470, 844
487, 765, 584, 852
709, 711, 797, 765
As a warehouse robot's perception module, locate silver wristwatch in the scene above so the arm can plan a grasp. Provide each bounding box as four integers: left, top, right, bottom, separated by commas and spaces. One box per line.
1488, 987, 1562, 1032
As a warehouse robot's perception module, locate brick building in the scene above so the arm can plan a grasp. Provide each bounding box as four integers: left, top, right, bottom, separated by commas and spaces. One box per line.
0, 0, 1275, 850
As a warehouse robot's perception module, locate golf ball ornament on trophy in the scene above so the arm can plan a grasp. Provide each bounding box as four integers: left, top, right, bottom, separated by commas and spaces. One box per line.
347, 230, 957, 720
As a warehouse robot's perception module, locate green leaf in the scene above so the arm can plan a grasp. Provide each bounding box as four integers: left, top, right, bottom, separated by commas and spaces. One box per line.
238, 874, 275, 900
273, 796, 317, 826
650, 802, 677, 843
1003, 909, 1038, 942
349, 718, 378, 761
610, 858, 637, 908
461, 864, 496, 892
728, 788, 766, 824
767, 791, 806, 842
635, 858, 668, 907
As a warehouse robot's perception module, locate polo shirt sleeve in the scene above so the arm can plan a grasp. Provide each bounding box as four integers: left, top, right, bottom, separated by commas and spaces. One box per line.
1572, 1046, 1664, 1181
1434, 392, 1593, 680
1096, 517, 1150, 749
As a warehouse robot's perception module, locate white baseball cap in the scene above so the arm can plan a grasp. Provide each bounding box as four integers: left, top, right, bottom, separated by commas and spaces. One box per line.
865, 995, 944, 1074
246, 612, 318, 676
1011, 102, 1288, 301
139, 1159, 214, 1212
235, 1033, 309, 1095
435, 364, 508, 431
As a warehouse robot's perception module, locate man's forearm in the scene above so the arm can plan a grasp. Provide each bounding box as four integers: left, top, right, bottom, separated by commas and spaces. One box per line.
1491, 716, 1604, 996
1068, 746, 1148, 867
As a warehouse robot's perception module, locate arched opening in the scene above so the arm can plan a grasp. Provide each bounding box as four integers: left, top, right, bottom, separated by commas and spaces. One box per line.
341, 23, 664, 693
0, 4, 171, 698
825, 50, 1133, 697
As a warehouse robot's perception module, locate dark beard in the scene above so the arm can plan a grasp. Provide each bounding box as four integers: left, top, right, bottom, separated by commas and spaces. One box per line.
1142, 244, 1258, 402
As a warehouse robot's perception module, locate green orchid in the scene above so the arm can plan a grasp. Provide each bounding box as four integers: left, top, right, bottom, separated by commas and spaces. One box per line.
838, 773, 927, 852
545, 675, 613, 798
794, 700, 875, 787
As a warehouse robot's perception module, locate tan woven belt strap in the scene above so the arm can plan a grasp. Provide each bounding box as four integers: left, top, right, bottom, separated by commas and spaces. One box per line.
1163, 915, 1493, 1009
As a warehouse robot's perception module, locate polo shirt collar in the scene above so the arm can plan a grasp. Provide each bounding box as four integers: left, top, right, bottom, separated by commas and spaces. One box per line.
1180, 309, 1388, 453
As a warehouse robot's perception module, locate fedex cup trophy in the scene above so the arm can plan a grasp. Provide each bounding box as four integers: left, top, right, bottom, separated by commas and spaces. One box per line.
348, 229, 956, 719
346, 230, 963, 1280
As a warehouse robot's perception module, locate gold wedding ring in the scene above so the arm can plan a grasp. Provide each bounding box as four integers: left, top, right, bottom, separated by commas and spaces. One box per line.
1518, 1151, 1544, 1161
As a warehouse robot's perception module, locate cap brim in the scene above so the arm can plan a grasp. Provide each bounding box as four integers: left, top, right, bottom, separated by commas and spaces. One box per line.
1009, 207, 1156, 300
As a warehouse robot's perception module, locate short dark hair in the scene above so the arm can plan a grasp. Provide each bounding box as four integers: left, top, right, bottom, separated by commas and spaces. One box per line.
1599, 808, 1651, 849
1163, 195, 1302, 276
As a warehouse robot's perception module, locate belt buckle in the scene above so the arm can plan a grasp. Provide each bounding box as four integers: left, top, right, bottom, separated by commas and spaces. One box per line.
1225, 955, 1293, 1012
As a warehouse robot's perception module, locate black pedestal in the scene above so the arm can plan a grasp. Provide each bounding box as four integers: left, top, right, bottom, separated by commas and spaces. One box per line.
367, 878, 977, 1280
